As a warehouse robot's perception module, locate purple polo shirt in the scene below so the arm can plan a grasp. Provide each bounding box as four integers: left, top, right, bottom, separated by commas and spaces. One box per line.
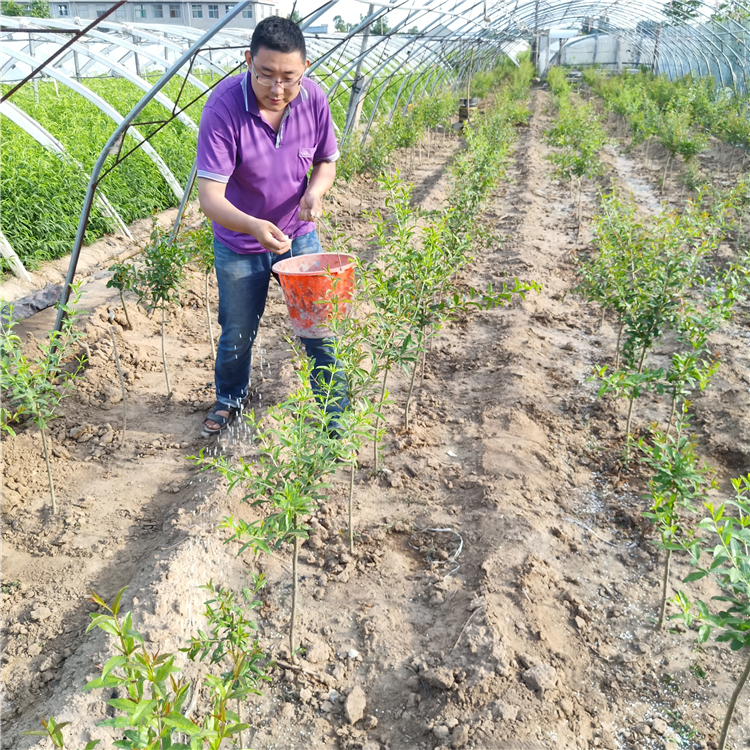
196, 72, 339, 254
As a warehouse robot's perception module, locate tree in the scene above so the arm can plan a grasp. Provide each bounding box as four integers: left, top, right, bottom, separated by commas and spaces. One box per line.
1, 1, 23, 15
407, 25, 419, 34
371, 16, 390, 35
663, 0, 701, 23
29, 0, 51, 17
333, 14, 353, 32
288, 7, 301, 22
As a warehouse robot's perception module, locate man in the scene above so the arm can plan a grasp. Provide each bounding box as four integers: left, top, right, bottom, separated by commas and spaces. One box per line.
196, 16, 341, 434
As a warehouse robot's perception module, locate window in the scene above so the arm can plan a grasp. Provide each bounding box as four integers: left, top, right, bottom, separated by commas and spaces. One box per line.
169, 3, 181, 17
153, 3, 163, 16
95, 4, 107, 17
57, 3, 69, 15
115, 4, 126, 17
208, 3, 218, 17
241, 4, 251, 16
225, 4, 234, 13
192, 3, 202, 16
77, 4, 89, 16
134, 3, 146, 17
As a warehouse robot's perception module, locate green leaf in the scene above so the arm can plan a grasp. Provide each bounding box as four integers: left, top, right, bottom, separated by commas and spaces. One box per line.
163, 714, 201, 735
683, 570, 708, 583
131, 699, 157, 724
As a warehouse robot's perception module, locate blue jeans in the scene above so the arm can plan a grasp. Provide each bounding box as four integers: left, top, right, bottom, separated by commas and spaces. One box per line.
213, 230, 348, 415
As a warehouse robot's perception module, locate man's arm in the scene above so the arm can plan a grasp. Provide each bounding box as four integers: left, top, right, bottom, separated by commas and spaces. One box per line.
198, 178, 292, 254
299, 160, 337, 222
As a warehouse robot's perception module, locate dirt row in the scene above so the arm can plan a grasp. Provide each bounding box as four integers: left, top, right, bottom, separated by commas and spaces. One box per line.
2, 88, 750, 750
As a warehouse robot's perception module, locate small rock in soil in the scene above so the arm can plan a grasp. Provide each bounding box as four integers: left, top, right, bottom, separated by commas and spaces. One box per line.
522, 663, 557, 693
345, 685, 366, 724
320, 700, 334, 713
421, 667, 455, 690
651, 718, 668, 735
30, 606, 52, 622
433, 725, 450, 741
634, 723, 651, 736
451, 725, 469, 748
279, 703, 294, 719
299, 687, 313, 703
307, 534, 324, 550
305, 640, 330, 664
492, 701, 519, 721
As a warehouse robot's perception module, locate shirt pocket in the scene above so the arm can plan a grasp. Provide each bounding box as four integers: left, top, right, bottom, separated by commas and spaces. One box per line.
298, 147, 315, 180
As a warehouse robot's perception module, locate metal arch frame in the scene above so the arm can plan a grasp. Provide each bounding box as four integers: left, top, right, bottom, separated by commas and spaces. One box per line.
50, 0, 255, 333
26, 17, 214, 97
0, 0, 744, 293
2, 29, 200, 133
0, 45, 186, 199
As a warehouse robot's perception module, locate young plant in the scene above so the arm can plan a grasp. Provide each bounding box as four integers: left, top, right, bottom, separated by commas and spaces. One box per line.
672, 474, 750, 750
323, 274, 387, 551
0, 286, 85, 514
196, 355, 341, 660
24, 717, 98, 750
130, 222, 190, 396
35, 585, 269, 750
184, 218, 217, 360
182, 576, 272, 750
640, 405, 716, 629
106, 259, 138, 330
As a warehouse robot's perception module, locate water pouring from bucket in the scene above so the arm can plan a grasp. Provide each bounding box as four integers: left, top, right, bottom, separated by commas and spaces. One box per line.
273, 253, 356, 338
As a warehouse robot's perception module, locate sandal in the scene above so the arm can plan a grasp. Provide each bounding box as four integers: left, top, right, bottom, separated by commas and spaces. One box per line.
201, 401, 241, 437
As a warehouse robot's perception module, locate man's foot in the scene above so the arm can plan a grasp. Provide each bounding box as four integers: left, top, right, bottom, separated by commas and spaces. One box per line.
202, 402, 239, 436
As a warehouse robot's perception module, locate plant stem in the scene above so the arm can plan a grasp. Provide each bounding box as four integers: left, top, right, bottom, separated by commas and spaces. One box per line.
110, 326, 127, 448
662, 154, 671, 193
373, 368, 388, 473
718, 648, 750, 750
348, 460, 356, 553
161, 303, 171, 397
119, 290, 132, 329
236, 698, 244, 750
404, 355, 420, 430
657, 548, 672, 630
290, 526, 300, 663
624, 344, 648, 456
206, 271, 216, 360
614, 322, 624, 371
40, 427, 56, 515
666, 396, 677, 438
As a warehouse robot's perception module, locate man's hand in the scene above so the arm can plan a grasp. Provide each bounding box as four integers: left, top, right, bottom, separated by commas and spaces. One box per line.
299, 190, 323, 222
248, 218, 292, 255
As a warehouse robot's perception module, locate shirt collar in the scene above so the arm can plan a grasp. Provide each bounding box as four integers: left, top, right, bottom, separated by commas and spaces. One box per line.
242, 71, 309, 114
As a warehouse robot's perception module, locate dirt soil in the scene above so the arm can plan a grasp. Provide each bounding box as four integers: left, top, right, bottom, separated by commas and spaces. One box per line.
2, 89, 750, 750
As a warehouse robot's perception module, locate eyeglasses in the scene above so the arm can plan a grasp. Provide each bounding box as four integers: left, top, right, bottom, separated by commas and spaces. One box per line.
251, 62, 304, 90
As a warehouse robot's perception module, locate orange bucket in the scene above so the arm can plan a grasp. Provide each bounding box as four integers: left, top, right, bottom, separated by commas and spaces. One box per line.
273, 253, 356, 339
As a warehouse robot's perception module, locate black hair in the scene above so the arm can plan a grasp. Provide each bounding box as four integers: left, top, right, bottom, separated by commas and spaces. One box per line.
250, 17, 306, 60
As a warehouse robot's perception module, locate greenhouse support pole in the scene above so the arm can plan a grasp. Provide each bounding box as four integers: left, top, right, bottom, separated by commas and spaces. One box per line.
465, 44, 474, 123
344, 4, 375, 134
53, 0, 252, 336
170, 158, 199, 243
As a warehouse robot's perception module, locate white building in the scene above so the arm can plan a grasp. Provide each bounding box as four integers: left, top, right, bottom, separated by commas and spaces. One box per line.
50, 2, 279, 29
